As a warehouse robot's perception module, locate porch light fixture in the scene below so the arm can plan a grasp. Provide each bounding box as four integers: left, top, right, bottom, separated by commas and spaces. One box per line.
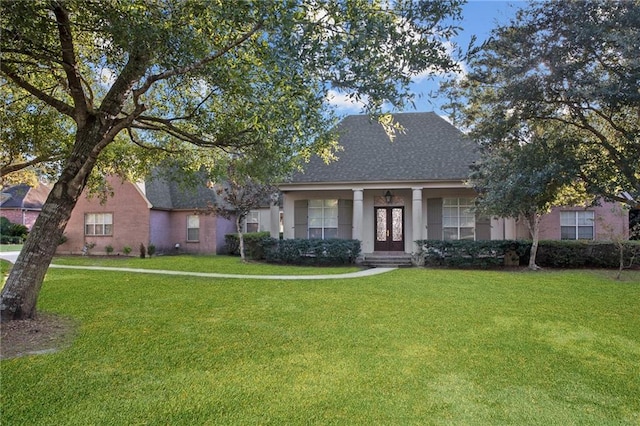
384, 190, 393, 203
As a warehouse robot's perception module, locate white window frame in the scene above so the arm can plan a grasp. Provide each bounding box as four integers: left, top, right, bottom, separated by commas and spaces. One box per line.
560, 211, 595, 240
308, 199, 338, 239
442, 198, 475, 241
85, 213, 113, 236
186, 215, 200, 242
245, 210, 260, 233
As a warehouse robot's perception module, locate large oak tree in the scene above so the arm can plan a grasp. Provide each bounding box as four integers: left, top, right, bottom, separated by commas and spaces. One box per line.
1, 0, 463, 320
445, 0, 640, 208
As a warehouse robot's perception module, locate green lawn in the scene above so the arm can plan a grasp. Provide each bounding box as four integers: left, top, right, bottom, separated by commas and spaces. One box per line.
2, 261, 639, 425
52, 254, 361, 275
0, 244, 22, 252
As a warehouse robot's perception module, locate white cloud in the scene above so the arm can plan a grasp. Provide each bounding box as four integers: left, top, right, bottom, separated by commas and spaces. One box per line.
99, 67, 116, 87
411, 41, 468, 84
326, 89, 368, 113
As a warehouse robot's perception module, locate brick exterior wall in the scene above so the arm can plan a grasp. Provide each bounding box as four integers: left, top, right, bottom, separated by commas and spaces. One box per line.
515, 201, 629, 240
57, 178, 152, 255
56, 176, 225, 255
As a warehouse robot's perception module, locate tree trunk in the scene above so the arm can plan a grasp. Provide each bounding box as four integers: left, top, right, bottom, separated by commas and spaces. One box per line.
524, 213, 542, 270
236, 216, 246, 262
0, 120, 104, 320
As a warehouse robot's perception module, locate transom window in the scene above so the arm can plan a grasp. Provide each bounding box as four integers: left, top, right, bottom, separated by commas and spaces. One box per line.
308, 199, 338, 239
443, 198, 475, 240
560, 211, 594, 240
245, 211, 259, 233
85, 213, 113, 236
187, 215, 200, 242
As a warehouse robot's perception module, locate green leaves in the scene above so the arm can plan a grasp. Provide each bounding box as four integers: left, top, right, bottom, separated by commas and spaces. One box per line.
446, 0, 640, 207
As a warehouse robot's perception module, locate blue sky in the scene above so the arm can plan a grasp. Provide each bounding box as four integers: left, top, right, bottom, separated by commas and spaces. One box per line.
330, 0, 527, 117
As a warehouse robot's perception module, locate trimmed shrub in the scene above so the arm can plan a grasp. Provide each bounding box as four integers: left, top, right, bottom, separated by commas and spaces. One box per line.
224, 232, 271, 258
536, 240, 640, 269
261, 238, 361, 266
147, 244, 156, 257
414, 240, 530, 268
415, 239, 640, 269
0, 218, 28, 244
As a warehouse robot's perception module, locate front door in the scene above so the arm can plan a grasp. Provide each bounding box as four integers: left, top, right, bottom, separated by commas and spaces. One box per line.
374, 207, 404, 251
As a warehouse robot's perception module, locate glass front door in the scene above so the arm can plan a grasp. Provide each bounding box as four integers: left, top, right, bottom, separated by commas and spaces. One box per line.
374, 207, 404, 251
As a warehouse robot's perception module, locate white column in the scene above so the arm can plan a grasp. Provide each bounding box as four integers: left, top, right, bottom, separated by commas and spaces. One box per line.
412, 187, 423, 251
504, 217, 517, 240
282, 194, 295, 239
269, 203, 280, 238
352, 189, 364, 242
490, 217, 503, 240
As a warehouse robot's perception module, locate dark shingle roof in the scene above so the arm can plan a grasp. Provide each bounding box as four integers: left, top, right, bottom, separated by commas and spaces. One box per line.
0, 183, 51, 209
289, 112, 477, 183
144, 172, 219, 210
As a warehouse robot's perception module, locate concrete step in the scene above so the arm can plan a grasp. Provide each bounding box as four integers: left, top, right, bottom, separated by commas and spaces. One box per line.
359, 253, 413, 268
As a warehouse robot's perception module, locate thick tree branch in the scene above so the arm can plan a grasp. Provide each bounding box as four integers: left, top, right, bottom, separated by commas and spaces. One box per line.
0, 154, 63, 176
51, 1, 90, 124
0, 62, 74, 116
133, 20, 264, 99
134, 115, 256, 148
126, 128, 184, 154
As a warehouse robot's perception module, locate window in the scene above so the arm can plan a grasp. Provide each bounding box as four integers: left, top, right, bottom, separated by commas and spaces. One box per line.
187, 215, 200, 242
245, 211, 259, 233
561, 211, 594, 240
308, 199, 338, 239
85, 213, 113, 236
443, 198, 475, 240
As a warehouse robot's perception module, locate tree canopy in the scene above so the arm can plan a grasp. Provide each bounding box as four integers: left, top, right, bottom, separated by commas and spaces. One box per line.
0, 0, 463, 320
444, 0, 640, 207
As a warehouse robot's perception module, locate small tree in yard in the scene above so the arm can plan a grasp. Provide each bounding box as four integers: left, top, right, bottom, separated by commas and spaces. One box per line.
470, 127, 581, 270
599, 204, 640, 280
205, 165, 276, 262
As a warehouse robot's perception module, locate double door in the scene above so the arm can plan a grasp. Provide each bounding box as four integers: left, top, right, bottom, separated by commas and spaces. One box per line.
374, 207, 404, 251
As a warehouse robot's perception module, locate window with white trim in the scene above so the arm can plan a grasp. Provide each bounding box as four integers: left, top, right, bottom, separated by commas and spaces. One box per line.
245, 211, 259, 233
443, 198, 475, 240
560, 211, 594, 240
308, 199, 338, 239
187, 215, 200, 242
85, 213, 113, 236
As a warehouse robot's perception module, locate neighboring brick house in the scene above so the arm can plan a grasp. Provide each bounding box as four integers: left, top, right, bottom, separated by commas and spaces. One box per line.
0, 182, 52, 230
279, 112, 630, 256
57, 175, 236, 255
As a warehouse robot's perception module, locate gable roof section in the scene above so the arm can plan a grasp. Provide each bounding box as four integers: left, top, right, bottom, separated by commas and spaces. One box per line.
144, 171, 219, 210
0, 183, 51, 210
288, 112, 477, 184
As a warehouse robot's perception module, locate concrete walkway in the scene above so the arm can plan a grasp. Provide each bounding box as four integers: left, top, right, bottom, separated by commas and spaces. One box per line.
0, 252, 396, 280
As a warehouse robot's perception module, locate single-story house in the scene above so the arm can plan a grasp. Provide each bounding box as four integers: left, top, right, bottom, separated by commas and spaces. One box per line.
278, 112, 630, 255
57, 174, 238, 256
0, 182, 52, 230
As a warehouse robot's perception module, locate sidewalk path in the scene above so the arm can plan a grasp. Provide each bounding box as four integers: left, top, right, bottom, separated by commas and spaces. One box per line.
1, 252, 396, 280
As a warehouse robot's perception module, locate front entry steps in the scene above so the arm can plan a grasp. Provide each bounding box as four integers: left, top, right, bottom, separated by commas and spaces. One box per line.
359, 252, 413, 268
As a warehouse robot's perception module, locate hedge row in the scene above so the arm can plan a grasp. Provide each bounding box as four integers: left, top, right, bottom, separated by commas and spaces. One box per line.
261, 238, 361, 266
225, 233, 361, 265
414, 240, 530, 268
0, 217, 28, 244
535, 240, 640, 269
415, 239, 640, 269
224, 232, 271, 258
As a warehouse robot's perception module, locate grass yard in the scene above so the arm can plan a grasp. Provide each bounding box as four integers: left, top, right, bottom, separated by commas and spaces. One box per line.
0, 244, 22, 252
52, 254, 361, 275
1, 261, 639, 425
